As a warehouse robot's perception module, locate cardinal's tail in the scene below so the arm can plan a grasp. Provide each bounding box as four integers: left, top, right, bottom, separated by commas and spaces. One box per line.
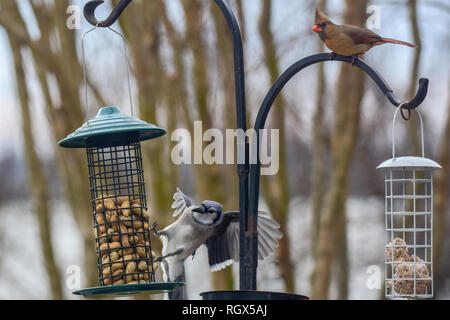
381, 38, 417, 48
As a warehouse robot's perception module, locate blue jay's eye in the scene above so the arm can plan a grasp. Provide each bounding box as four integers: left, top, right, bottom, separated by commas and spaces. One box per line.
208, 208, 216, 213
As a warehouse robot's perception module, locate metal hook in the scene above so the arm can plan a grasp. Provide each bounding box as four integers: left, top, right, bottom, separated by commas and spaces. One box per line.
400, 102, 411, 121
84, 0, 133, 28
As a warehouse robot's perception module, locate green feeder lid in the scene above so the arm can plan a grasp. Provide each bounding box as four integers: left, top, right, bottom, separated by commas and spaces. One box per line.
58, 106, 167, 148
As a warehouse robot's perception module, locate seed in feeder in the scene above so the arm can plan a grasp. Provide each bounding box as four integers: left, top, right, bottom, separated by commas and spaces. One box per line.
119, 248, 134, 256
113, 279, 125, 286
112, 269, 124, 281
102, 251, 120, 264
386, 238, 409, 263
116, 196, 129, 206
104, 199, 116, 211
126, 262, 137, 281
104, 262, 124, 276
119, 223, 130, 247
132, 204, 150, 220
140, 273, 150, 280
122, 254, 137, 262
138, 261, 148, 272
109, 233, 120, 243
96, 203, 105, 212
103, 267, 112, 277
392, 255, 430, 295
109, 242, 121, 250
121, 201, 131, 217
136, 247, 146, 259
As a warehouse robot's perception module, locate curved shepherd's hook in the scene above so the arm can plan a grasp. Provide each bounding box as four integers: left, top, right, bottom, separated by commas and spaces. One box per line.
84, 0, 133, 28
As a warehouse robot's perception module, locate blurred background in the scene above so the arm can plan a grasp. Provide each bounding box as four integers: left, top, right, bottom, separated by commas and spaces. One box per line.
0, 0, 449, 300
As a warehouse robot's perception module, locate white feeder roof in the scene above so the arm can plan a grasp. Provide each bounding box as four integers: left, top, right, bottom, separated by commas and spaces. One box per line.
377, 156, 442, 170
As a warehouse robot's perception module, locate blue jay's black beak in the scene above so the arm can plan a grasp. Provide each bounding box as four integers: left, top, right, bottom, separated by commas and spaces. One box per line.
192, 205, 206, 214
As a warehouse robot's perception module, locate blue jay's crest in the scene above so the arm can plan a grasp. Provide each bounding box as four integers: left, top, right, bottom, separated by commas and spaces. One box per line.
172, 187, 194, 217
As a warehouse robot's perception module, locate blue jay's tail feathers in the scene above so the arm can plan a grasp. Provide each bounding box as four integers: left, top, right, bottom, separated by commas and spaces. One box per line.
163, 259, 187, 300
172, 187, 194, 217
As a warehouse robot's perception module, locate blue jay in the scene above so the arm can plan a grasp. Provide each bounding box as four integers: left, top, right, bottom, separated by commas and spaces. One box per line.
152, 188, 282, 300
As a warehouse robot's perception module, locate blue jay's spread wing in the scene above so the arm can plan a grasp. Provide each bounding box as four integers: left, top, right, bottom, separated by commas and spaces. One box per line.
255, 210, 282, 259
172, 187, 195, 217
205, 211, 239, 272
205, 211, 282, 272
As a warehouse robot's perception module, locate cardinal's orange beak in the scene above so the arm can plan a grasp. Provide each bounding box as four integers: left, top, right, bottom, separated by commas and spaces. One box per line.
312, 25, 322, 33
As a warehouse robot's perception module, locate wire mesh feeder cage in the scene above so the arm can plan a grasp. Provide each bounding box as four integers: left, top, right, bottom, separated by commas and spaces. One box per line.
377, 107, 441, 299
59, 106, 183, 298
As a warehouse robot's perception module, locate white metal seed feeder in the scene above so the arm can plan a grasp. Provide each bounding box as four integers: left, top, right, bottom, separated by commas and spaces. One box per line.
377, 106, 441, 299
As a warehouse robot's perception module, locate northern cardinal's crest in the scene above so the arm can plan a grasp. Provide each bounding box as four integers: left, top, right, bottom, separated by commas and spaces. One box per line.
315, 8, 332, 25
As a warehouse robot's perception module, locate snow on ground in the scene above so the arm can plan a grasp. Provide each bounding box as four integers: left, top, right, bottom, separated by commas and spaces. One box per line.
0, 196, 444, 300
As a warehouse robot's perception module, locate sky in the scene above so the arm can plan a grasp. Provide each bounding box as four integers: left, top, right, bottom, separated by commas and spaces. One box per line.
0, 0, 449, 161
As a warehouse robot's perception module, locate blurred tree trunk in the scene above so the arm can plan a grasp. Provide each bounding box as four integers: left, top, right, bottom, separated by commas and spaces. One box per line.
181, 0, 234, 290
311, 0, 367, 300
7, 32, 64, 300
0, 0, 98, 289
210, 3, 240, 212
311, 0, 327, 266
401, 0, 424, 248
115, 0, 176, 229
407, 0, 423, 156
234, 0, 246, 43
434, 81, 450, 281
258, 0, 295, 293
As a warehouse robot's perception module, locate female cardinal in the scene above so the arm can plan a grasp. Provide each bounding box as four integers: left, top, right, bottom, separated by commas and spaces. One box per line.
312, 8, 417, 62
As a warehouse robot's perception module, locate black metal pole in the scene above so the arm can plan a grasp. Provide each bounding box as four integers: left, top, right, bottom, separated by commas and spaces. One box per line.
247, 53, 429, 289
213, 0, 252, 291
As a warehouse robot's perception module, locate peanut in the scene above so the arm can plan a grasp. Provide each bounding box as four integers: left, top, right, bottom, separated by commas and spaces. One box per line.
136, 247, 146, 259
113, 279, 125, 286
103, 267, 112, 277
116, 196, 129, 206
102, 251, 120, 264
119, 248, 134, 256
104, 198, 116, 211
119, 215, 132, 227
112, 269, 124, 281
121, 201, 131, 217
126, 262, 136, 282
132, 204, 150, 220
119, 223, 130, 247
138, 261, 148, 272
122, 254, 137, 262
114, 260, 126, 268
